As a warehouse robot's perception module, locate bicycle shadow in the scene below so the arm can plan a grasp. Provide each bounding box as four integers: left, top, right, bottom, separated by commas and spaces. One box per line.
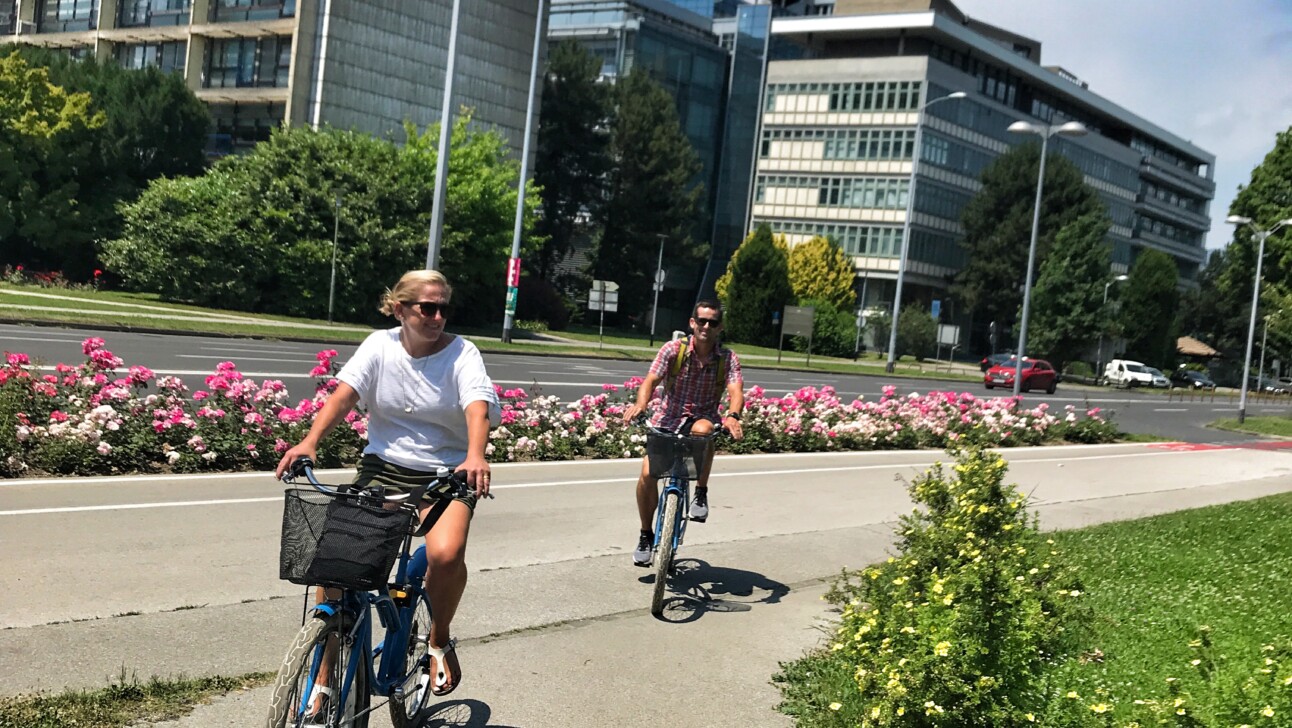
638, 557, 790, 624
421, 698, 520, 727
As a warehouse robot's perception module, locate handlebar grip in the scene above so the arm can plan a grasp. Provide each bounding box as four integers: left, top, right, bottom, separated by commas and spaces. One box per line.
285, 455, 315, 482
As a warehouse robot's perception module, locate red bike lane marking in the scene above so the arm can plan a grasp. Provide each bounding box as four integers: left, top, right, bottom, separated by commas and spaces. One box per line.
1148, 441, 1292, 452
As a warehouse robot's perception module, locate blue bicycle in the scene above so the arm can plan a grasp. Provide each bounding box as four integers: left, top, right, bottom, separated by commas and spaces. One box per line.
643, 426, 720, 616
267, 457, 478, 728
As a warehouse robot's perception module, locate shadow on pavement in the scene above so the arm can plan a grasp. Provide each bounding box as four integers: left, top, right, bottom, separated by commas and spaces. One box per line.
638, 558, 790, 624
422, 698, 519, 727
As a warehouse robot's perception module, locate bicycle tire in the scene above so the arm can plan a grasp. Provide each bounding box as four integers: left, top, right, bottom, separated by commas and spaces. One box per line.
389, 593, 434, 728
265, 613, 370, 728
651, 491, 681, 616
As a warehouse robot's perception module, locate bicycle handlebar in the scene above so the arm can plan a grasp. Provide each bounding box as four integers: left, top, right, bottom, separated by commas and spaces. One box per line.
282, 456, 487, 503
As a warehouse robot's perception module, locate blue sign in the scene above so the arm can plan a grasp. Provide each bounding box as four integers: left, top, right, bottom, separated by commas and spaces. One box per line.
931, 299, 942, 320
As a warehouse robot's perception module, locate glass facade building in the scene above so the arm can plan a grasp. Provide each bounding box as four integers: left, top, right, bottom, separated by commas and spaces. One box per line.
5, 0, 546, 157
753, 0, 1214, 321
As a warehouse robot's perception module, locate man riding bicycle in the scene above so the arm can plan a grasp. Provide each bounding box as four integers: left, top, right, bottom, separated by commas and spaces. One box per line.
621, 300, 744, 566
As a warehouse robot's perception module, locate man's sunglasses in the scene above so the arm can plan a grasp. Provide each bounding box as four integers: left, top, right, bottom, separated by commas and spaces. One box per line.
403, 300, 453, 318
694, 317, 722, 328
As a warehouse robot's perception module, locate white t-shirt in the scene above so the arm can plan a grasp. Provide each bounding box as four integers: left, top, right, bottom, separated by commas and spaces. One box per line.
337, 328, 500, 470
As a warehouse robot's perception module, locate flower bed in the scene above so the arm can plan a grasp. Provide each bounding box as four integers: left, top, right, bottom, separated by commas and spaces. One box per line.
0, 339, 1118, 477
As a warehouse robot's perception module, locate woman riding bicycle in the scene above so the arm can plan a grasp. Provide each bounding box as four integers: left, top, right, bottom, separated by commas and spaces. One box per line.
275, 268, 499, 704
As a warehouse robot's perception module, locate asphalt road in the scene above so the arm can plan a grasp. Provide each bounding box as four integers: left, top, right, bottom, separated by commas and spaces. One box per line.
3, 444, 1292, 727
0, 321, 1280, 443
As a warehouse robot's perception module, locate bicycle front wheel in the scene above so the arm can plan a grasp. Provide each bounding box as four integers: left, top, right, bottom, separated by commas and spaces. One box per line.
651, 490, 681, 616
266, 612, 370, 728
389, 593, 434, 728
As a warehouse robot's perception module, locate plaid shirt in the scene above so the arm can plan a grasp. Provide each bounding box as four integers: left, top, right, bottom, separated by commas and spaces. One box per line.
647, 337, 742, 430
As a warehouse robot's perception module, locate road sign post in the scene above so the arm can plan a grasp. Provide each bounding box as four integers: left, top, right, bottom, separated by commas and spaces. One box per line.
588, 280, 619, 349
780, 305, 816, 366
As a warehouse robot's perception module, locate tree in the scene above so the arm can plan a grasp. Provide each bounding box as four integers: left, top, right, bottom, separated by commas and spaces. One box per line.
896, 306, 937, 361
716, 228, 788, 307
104, 116, 538, 325
725, 224, 792, 347
591, 68, 703, 320
954, 142, 1104, 342
1026, 212, 1113, 370
1120, 249, 1180, 368
787, 235, 856, 311
0, 46, 210, 279
0, 51, 104, 272
533, 41, 612, 282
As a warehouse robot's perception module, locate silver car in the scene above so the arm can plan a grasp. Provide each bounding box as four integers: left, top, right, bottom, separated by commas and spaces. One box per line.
1144, 367, 1171, 389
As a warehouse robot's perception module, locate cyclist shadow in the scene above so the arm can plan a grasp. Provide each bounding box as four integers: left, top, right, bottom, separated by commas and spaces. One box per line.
639, 558, 790, 624
421, 698, 520, 727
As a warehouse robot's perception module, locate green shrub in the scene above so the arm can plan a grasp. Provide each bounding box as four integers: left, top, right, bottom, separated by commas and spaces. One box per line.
1063, 361, 1093, 377
791, 298, 859, 358
774, 447, 1089, 726
897, 307, 938, 361
516, 275, 571, 330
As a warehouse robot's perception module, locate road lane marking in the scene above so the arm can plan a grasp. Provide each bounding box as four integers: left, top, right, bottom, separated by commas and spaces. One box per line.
0, 450, 1237, 516
176, 354, 317, 364
1153, 408, 1187, 412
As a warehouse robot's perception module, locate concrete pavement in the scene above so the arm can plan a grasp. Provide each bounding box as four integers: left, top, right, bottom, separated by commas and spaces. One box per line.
3, 444, 1292, 727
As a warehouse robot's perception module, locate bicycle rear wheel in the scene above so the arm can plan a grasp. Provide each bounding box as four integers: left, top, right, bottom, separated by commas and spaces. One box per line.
266, 612, 370, 728
651, 491, 681, 616
389, 593, 434, 728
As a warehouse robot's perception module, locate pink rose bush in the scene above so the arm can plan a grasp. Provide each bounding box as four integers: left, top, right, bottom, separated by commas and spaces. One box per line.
0, 339, 1117, 477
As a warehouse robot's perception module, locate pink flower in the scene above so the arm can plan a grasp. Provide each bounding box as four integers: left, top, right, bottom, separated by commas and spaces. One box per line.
309, 364, 329, 377
82, 337, 106, 355
6, 352, 30, 367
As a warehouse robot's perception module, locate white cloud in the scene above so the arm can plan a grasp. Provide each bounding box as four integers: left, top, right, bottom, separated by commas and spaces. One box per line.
953, 0, 1292, 251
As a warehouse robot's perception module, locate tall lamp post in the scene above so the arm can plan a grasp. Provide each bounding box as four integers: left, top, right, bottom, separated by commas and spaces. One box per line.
327, 194, 341, 324
1227, 215, 1292, 423
649, 233, 666, 346
1006, 119, 1088, 396
425, 0, 463, 270
1258, 309, 1283, 390
885, 90, 966, 373
1095, 274, 1129, 381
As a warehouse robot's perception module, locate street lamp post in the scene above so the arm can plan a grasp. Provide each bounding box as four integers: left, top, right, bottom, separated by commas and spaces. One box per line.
500, 0, 546, 344
650, 234, 666, 347
1227, 215, 1292, 423
425, 0, 463, 270
1006, 119, 1088, 396
1095, 274, 1129, 382
885, 90, 965, 373
328, 194, 341, 324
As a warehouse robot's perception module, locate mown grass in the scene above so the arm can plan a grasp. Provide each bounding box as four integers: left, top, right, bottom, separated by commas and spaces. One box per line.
0, 670, 273, 728
1211, 416, 1292, 438
777, 493, 1292, 723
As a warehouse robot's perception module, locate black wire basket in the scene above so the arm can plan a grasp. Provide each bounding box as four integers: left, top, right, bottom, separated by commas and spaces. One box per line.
645, 432, 710, 479
279, 489, 415, 592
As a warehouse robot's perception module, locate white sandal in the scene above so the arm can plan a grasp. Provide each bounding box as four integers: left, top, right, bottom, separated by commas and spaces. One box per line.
426, 638, 460, 696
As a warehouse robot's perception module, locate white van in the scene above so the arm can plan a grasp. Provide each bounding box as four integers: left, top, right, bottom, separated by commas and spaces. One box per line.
1103, 359, 1156, 388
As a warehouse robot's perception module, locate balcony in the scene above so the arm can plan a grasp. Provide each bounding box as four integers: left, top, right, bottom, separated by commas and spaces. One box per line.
1139, 155, 1216, 200
119, 0, 192, 28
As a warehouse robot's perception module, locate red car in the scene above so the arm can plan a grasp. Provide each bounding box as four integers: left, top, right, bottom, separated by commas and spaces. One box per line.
984, 358, 1058, 394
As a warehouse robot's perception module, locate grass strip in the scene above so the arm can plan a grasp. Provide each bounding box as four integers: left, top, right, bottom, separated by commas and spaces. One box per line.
0, 670, 273, 728
1211, 416, 1292, 438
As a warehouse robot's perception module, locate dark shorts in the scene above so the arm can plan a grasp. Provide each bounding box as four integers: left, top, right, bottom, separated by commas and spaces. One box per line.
353, 454, 478, 513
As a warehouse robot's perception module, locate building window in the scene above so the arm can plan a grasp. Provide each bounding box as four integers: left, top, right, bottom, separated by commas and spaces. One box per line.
39, 0, 97, 32
204, 36, 291, 88
115, 41, 186, 73
209, 101, 284, 152
119, 0, 189, 27
210, 0, 294, 23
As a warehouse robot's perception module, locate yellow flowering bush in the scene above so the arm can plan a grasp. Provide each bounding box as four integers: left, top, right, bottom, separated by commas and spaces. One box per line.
775, 447, 1089, 726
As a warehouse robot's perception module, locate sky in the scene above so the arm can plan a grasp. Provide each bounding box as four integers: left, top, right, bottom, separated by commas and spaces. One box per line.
952, 0, 1292, 252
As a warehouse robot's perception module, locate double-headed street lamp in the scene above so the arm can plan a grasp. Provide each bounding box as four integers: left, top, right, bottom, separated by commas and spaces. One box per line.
1226, 215, 1292, 423
885, 90, 966, 373
1095, 273, 1129, 380
1258, 308, 1284, 391
1006, 119, 1088, 396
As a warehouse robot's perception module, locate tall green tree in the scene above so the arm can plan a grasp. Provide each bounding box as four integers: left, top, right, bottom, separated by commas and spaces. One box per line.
1120, 248, 1180, 368
591, 68, 703, 320
1026, 212, 1113, 369
954, 142, 1104, 341
105, 117, 538, 325
533, 41, 612, 282
716, 228, 788, 307
0, 46, 209, 278
787, 235, 856, 311
725, 224, 792, 347
0, 51, 104, 271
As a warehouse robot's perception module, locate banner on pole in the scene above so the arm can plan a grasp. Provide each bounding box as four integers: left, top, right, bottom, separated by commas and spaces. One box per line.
507, 257, 522, 288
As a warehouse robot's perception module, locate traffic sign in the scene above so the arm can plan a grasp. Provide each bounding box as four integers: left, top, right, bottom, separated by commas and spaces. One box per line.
654, 269, 666, 285
589, 280, 619, 312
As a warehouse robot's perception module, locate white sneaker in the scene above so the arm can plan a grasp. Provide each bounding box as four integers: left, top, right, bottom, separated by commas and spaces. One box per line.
689, 491, 708, 522
632, 531, 652, 566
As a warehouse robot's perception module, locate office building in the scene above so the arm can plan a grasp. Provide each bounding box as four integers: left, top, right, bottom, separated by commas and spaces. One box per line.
751, 0, 1215, 315
3, 0, 545, 154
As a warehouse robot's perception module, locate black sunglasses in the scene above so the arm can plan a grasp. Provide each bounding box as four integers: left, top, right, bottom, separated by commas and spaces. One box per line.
403, 300, 453, 318
694, 317, 722, 328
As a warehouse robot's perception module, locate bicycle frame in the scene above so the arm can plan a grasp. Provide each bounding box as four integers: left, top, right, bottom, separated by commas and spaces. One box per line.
294, 520, 433, 721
